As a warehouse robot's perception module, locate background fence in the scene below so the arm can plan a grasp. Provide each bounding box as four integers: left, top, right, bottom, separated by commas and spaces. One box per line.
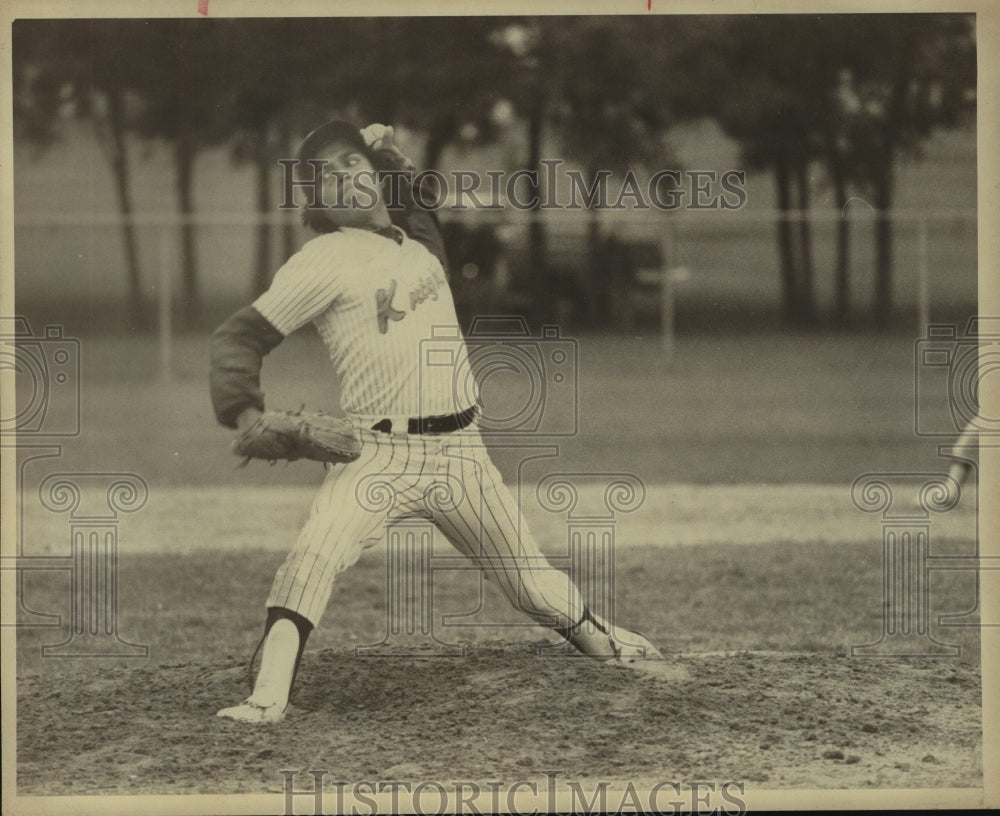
13, 206, 978, 353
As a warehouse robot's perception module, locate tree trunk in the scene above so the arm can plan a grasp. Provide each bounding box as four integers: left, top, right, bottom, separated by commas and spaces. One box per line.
794, 158, 816, 325
526, 98, 548, 330
253, 129, 273, 297
281, 128, 298, 263
105, 83, 144, 326
820, 117, 852, 327
586, 207, 604, 328
873, 162, 894, 330
872, 61, 909, 330
774, 157, 798, 325
176, 133, 198, 327
828, 154, 851, 326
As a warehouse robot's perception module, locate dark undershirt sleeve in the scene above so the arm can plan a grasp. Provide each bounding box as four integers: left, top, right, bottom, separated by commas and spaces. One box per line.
209, 306, 285, 428
399, 207, 449, 275
374, 149, 449, 275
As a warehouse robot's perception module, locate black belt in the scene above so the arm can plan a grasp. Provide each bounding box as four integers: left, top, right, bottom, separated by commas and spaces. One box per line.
371, 405, 477, 435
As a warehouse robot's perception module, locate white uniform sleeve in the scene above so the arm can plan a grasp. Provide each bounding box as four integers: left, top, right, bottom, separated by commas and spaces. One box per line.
252, 233, 346, 336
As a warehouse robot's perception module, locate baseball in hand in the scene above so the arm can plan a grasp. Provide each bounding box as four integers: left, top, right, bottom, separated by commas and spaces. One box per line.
360, 123, 394, 152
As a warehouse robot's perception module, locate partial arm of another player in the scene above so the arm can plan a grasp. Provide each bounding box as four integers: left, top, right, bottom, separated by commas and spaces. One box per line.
947, 417, 979, 488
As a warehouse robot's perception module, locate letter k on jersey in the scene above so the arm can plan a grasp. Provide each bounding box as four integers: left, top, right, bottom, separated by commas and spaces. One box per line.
376, 280, 406, 334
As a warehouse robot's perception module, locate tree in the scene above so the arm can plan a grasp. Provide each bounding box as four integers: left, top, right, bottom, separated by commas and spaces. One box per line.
13, 19, 156, 325
707, 16, 828, 326
821, 67, 863, 325
367, 18, 505, 170
224, 19, 316, 298
556, 16, 673, 328
663, 17, 815, 325
665, 14, 975, 329
830, 14, 975, 328
211, 18, 504, 298
130, 19, 242, 325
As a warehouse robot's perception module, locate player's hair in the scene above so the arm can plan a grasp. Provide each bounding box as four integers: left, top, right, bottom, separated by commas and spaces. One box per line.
296, 120, 407, 234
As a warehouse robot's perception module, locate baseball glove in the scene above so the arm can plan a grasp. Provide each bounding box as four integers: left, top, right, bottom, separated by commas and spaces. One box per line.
233, 408, 361, 466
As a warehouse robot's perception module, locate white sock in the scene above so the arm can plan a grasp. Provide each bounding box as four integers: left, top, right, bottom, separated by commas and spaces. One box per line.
250, 619, 299, 709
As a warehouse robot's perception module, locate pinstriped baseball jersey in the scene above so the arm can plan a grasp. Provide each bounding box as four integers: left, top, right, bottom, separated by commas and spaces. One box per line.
253, 226, 475, 418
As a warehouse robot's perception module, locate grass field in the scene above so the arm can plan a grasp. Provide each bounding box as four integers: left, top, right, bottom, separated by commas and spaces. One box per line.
8, 327, 987, 798
12, 326, 970, 487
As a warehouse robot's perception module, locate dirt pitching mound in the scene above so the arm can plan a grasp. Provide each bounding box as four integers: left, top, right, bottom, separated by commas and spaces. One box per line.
17, 642, 981, 795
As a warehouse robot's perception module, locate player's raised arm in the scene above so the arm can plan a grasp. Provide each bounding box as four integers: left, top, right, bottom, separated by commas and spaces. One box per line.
362, 123, 449, 273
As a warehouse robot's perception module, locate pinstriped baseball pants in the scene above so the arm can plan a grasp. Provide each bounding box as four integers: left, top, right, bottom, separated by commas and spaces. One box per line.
266, 417, 585, 629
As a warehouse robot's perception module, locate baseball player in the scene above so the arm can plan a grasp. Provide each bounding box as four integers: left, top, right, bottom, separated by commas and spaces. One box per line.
209, 121, 661, 724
